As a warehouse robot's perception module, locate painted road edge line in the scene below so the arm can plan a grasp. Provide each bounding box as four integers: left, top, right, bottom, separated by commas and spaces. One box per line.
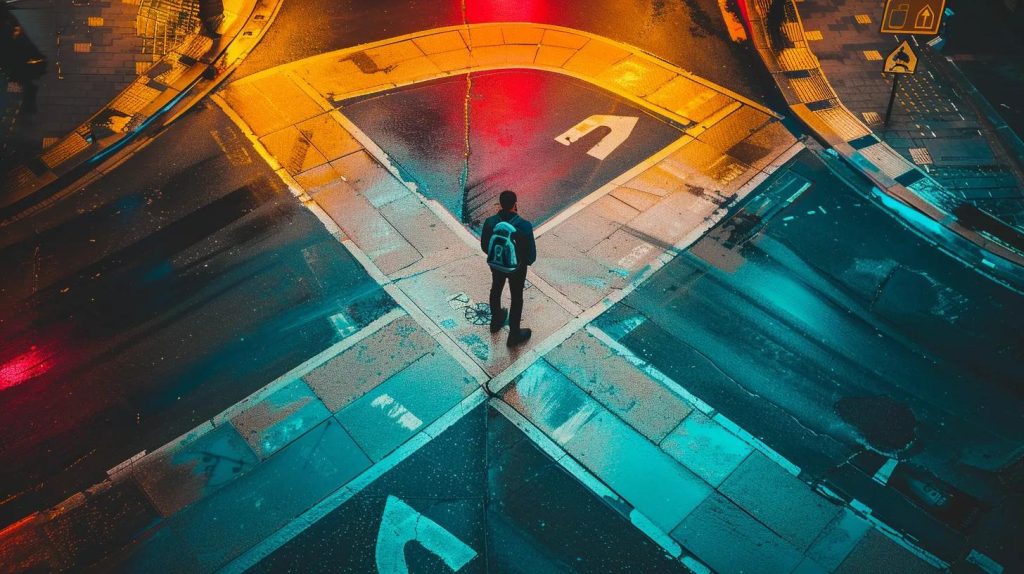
217, 388, 488, 574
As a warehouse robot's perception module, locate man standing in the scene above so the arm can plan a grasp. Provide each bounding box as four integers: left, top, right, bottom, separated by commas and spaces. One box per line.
481, 190, 536, 346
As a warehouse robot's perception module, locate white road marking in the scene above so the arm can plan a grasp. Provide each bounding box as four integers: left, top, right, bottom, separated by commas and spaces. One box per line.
375, 496, 477, 574
555, 114, 639, 160
371, 394, 424, 431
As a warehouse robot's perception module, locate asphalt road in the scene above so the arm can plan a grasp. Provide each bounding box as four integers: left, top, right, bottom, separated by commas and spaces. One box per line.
343, 69, 684, 231
234, 0, 783, 110
598, 149, 1024, 557
0, 102, 395, 526
247, 404, 689, 573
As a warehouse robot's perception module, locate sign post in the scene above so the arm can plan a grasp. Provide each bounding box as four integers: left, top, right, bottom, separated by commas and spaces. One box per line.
882, 40, 918, 126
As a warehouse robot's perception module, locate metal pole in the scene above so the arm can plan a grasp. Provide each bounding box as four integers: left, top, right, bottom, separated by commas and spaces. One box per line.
884, 74, 900, 127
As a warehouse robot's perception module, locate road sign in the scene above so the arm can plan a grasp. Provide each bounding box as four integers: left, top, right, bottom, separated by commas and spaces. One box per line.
883, 40, 918, 74
880, 0, 947, 35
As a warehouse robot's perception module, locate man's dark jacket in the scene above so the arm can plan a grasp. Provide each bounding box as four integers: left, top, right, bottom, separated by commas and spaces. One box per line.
480, 210, 536, 269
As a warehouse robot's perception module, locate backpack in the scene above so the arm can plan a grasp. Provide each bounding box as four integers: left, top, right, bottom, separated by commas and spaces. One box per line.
487, 216, 520, 273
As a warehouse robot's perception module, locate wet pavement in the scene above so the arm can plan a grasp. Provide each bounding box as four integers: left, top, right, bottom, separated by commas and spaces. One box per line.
0, 102, 396, 526
1, 0, 1021, 571
245, 404, 688, 574
234, 0, 784, 109
596, 148, 1024, 566
343, 69, 684, 231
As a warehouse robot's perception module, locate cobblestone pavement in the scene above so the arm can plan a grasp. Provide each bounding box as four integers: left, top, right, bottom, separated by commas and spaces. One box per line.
0, 0, 198, 173
797, 0, 1024, 229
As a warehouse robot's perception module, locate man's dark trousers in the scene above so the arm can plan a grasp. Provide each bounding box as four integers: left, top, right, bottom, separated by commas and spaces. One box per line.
490, 266, 526, 333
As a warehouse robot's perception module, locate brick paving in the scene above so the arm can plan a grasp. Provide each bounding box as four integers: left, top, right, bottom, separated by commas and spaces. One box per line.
0, 0, 197, 174
797, 0, 1024, 229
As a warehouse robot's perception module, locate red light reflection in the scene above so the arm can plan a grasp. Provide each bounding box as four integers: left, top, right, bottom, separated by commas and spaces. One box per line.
465, 0, 551, 22
0, 345, 55, 392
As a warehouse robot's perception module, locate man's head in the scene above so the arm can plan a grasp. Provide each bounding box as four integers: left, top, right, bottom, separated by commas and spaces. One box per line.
499, 190, 517, 211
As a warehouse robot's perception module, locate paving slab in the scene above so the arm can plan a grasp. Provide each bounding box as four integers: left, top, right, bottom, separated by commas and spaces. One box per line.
610, 186, 664, 212
131, 423, 259, 518
719, 452, 842, 551
312, 180, 422, 274
834, 530, 941, 574
119, 418, 371, 574
295, 113, 363, 162
223, 74, 323, 138
532, 234, 616, 309
548, 194, 640, 254
398, 256, 573, 375
660, 411, 752, 487
563, 410, 712, 533
328, 150, 411, 209
379, 195, 477, 275
805, 509, 873, 572
545, 330, 692, 443
259, 125, 329, 175
335, 349, 477, 461
302, 315, 435, 412
501, 359, 604, 446
228, 379, 332, 460
586, 228, 660, 289
671, 492, 804, 574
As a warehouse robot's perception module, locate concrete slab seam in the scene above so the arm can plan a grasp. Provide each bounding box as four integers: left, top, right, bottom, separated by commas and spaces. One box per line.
216, 388, 487, 574
489, 398, 687, 562
327, 108, 481, 252
211, 307, 408, 425
588, 327, 950, 570
216, 84, 490, 385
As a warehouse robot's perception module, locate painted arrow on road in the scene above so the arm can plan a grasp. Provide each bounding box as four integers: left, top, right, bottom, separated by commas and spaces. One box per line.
555, 114, 639, 160
375, 495, 477, 573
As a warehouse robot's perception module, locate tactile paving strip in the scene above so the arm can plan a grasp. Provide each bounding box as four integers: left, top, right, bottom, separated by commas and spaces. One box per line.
110, 80, 162, 116
40, 131, 91, 169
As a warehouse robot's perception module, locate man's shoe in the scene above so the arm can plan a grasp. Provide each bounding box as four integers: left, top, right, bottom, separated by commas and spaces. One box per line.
506, 328, 532, 346
490, 308, 507, 333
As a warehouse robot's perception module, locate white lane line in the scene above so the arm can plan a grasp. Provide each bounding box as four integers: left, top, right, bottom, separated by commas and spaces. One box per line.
217, 388, 487, 574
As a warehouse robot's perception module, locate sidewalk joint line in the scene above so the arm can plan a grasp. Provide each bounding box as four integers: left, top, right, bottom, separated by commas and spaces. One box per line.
217, 389, 487, 574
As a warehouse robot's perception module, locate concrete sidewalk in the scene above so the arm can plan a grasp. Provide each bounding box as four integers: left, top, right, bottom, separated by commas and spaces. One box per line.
499, 326, 946, 574
739, 0, 1024, 273
0, 0, 279, 219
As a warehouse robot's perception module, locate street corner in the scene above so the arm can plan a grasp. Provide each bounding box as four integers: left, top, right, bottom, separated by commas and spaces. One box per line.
397, 257, 574, 374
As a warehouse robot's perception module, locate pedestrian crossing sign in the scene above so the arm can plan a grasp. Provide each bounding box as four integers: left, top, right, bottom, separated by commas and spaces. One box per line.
884, 40, 918, 74
880, 0, 946, 35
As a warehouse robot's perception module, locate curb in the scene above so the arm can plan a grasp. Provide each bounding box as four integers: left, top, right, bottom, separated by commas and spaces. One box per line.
0, 0, 284, 225
737, 0, 1024, 274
